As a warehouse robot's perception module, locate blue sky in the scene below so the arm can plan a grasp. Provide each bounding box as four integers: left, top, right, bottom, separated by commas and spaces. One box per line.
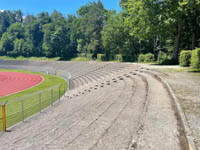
0, 0, 121, 16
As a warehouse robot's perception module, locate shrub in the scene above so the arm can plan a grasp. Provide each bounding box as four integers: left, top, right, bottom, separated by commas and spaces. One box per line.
179, 50, 191, 67
115, 54, 123, 62
138, 54, 145, 62
97, 54, 107, 61
157, 51, 173, 65
77, 53, 86, 57
191, 48, 200, 70
86, 53, 93, 60
144, 53, 154, 63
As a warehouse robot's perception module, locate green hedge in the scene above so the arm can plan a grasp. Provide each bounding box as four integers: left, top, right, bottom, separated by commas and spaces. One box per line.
138, 53, 154, 63
144, 53, 154, 63
138, 54, 145, 62
179, 50, 191, 67
77, 53, 86, 57
97, 54, 107, 61
86, 53, 93, 60
157, 51, 173, 65
191, 48, 200, 70
115, 54, 123, 62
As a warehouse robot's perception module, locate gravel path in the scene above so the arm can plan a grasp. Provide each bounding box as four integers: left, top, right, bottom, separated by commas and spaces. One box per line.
146, 65, 200, 150
0, 62, 187, 150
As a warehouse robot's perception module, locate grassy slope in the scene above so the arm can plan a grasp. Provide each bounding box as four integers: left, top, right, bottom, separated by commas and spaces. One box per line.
0, 69, 67, 129
68, 56, 90, 61
0, 56, 92, 62
0, 56, 60, 61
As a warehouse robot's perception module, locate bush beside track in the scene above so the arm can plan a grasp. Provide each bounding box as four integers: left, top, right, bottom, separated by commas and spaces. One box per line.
0, 69, 67, 130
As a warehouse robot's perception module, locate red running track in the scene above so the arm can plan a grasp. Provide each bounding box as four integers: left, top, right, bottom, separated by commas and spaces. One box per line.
0, 72, 43, 98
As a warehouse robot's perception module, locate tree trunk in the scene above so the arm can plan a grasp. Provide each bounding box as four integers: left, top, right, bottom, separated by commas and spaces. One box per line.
173, 23, 182, 62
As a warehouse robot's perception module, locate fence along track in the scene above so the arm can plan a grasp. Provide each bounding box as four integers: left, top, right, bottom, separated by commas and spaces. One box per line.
42, 84, 124, 149
0, 64, 70, 130
10, 73, 127, 149
4, 84, 65, 128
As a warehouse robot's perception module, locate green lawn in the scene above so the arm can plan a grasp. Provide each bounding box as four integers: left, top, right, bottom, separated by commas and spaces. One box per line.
0, 56, 92, 62
0, 69, 67, 130
69, 56, 90, 61
0, 56, 60, 61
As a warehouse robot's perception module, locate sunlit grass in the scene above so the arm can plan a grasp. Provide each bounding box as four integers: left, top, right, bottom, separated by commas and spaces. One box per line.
0, 69, 67, 130
0, 56, 60, 61
69, 56, 90, 61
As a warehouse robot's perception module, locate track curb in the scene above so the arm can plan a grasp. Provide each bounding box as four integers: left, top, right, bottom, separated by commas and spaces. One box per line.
142, 69, 196, 150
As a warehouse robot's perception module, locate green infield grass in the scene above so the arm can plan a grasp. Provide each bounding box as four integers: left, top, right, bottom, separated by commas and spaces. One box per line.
0, 69, 67, 130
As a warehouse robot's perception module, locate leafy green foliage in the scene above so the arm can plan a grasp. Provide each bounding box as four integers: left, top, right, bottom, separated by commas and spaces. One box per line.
76, 53, 93, 60
144, 53, 154, 63
157, 51, 173, 65
0, 32, 13, 55
138, 54, 145, 62
101, 11, 124, 57
97, 54, 106, 61
77, 1, 106, 56
77, 53, 86, 58
102, 11, 140, 61
0, 1, 200, 63
86, 53, 93, 60
138, 53, 154, 63
115, 54, 123, 62
191, 48, 200, 70
179, 50, 191, 67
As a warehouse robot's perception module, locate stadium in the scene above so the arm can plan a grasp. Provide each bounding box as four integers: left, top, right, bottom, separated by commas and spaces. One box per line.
0, 60, 193, 150
0, 0, 199, 149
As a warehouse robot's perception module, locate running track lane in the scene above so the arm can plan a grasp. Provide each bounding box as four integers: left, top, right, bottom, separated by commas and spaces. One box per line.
0, 72, 43, 97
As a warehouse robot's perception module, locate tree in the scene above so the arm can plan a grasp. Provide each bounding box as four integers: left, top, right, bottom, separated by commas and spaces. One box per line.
0, 32, 13, 55
102, 11, 124, 56
42, 11, 69, 58
24, 18, 43, 56
77, 0, 106, 56
178, 0, 200, 50
0, 10, 14, 37
7, 22, 24, 39
0, 10, 23, 38
12, 39, 30, 57
37, 12, 51, 26
66, 15, 81, 57
0, 22, 24, 56
102, 11, 140, 61
122, 0, 167, 55
42, 23, 55, 57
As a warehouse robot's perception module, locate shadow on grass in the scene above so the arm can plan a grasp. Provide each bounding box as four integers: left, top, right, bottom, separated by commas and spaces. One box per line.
187, 69, 200, 73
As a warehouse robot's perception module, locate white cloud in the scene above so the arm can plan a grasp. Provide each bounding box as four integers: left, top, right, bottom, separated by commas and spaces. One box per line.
0, 10, 5, 12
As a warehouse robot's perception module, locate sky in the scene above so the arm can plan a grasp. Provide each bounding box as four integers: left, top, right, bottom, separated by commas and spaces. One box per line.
0, 0, 121, 16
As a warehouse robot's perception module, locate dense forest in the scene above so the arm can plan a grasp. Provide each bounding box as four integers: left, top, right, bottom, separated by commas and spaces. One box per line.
0, 0, 200, 64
